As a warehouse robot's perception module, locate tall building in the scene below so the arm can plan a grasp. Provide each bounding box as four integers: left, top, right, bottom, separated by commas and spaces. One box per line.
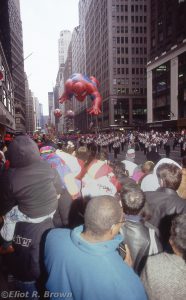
48, 91, 54, 124
0, 41, 15, 137
55, 30, 72, 134
71, 0, 91, 131
147, 0, 186, 129
25, 73, 35, 134
72, 0, 148, 132
0, 0, 26, 133
39, 103, 44, 130
63, 41, 74, 133
58, 30, 72, 66
34, 96, 40, 130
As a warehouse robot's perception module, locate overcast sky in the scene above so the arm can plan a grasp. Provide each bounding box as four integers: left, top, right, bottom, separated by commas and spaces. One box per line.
20, 0, 79, 115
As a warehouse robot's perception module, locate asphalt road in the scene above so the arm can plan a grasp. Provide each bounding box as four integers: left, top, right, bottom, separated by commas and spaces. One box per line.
109, 143, 182, 166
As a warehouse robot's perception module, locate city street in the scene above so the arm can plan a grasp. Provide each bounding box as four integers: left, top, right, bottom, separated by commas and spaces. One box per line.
109, 142, 182, 166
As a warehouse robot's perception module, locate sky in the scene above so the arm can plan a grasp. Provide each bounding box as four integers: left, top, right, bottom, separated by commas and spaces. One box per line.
20, 0, 79, 115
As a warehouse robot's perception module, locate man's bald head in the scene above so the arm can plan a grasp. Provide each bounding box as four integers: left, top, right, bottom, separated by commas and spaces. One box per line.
84, 196, 122, 237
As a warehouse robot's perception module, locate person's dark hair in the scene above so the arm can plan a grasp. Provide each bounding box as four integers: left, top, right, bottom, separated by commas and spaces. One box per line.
170, 214, 186, 262
84, 196, 122, 237
182, 156, 186, 168
89, 144, 97, 158
120, 187, 145, 215
57, 142, 63, 150
0, 142, 5, 151
75, 146, 90, 161
111, 161, 129, 178
95, 149, 108, 161
151, 145, 156, 152
156, 163, 182, 190
141, 161, 154, 174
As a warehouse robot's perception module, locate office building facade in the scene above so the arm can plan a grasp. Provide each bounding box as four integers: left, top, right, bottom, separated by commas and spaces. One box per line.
0, 41, 15, 136
58, 30, 72, 66
147, 0, 186, 129
0, 0, 26, 133
72, 0, 148, 132
25, 73, 35, 134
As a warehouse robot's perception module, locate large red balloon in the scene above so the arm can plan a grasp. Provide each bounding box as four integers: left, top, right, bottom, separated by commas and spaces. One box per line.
58, 73, 102, 115
54, 108, 62, 118
66, 110, 75, 118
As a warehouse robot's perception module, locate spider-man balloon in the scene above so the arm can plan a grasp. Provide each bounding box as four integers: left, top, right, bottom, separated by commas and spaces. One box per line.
59, 73, 102, 115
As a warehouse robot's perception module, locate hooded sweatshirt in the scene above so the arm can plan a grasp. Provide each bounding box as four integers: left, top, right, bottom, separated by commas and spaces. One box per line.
0, 136, 61, 218
45, 226, 147, 300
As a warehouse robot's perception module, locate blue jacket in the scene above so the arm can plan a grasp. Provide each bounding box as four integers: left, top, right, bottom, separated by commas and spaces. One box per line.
44, 226, 147, 300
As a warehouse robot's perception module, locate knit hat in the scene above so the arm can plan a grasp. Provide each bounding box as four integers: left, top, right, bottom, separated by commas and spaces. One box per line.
40, 146, 56, 154
126, 148, 135, 159
67, 141, 75, 149
8, 135, 40, 168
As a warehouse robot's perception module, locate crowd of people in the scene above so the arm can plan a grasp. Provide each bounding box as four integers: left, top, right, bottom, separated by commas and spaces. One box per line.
0, 129, 186, 300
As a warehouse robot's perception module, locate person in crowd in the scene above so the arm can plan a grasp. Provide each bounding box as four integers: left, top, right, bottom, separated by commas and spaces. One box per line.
81, 150, 120, 198
132, 161, 154, 185
122, 148, 137, 177
181, 137, 186, 157
120, 134, 126, 151
144, 163, 186, 250
140, 158, 181, 192
111, 161, 137, 191
177, 156, 186, 200
0, 135, 63, 298
141, 214, 186, 300
112, 136, 121, 160
0, 151, 5, 174
40, 145, 80, 200
0, 136, 61, 253
120, 186, 162, 275
111, 160, 129, 177
41, 134, 57, 149
146, 145, 161, 164
44, 195, 147, 300
56, 143, 82, 177
164, 138, 171, 158
172, 135, 179, 150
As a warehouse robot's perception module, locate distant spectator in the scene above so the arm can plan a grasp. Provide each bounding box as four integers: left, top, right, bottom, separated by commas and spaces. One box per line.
164, 139, 171, 158
177, 156, 186, 200
146, 145, 161, 164
122, 149, 137, 177
132, 161, 154, 185
141, 158, 181, 192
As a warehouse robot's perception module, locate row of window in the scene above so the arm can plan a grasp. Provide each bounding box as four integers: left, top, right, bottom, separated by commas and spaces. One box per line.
113, 87, 146, 95
113, 15, 147, 26
113, 67, 146, 75
113, 78, 146, 86
1, 91, 14, 115
113, 48, 147, 58
112, 4, 147, 13
113, 36, 147, 45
